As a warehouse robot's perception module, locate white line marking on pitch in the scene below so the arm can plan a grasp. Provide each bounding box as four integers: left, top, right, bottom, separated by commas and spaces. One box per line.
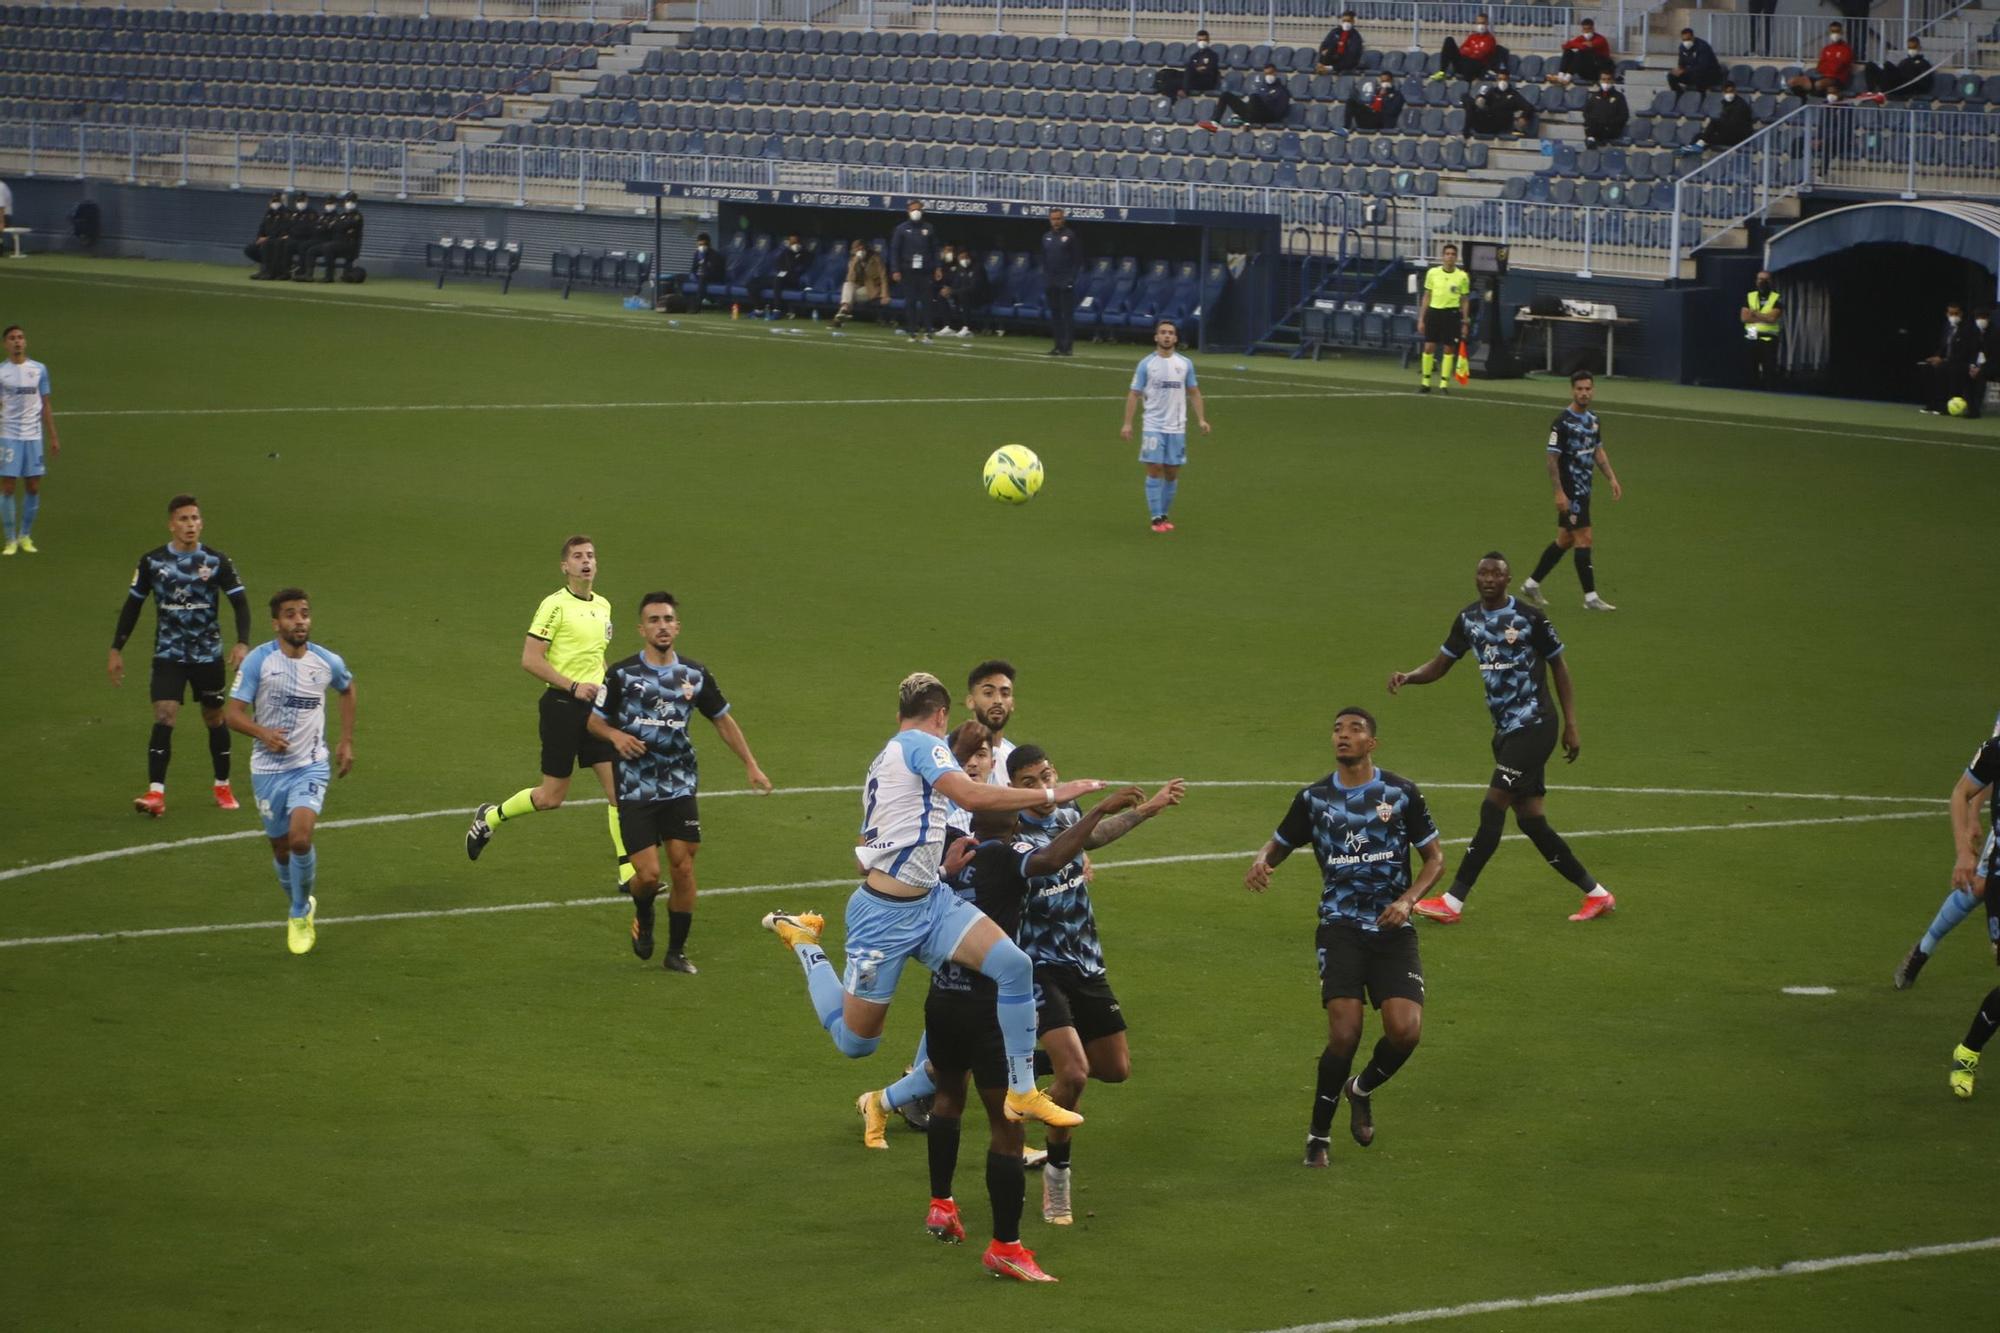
0, 808, 1937, 950
1782, 986, 1838, 995
1253, 1234, 2000, 1332
0, 781, 1940, 887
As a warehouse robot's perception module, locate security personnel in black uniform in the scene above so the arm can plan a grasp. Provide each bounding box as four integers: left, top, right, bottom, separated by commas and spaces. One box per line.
1740, 270, 1782, 389
889, 200, 939, 342
289, 193, 339, 280
257, 190, 315, 280
244, 191, 285, 274
299, 191, 364, 282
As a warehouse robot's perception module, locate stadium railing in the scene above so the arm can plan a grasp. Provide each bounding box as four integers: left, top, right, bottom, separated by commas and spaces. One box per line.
16, 0, 654, 17
1694, 8, 1985, 71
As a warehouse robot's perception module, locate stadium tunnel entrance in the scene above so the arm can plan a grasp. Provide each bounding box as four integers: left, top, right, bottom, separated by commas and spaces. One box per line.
1766, 200, 2000, 404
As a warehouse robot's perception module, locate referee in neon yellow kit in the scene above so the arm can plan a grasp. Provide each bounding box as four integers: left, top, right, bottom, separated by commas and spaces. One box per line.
466, 533, 631, 887
1417, 244, 1472, 395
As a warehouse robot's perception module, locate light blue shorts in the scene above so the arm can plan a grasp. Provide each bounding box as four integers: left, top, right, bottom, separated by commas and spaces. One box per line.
252, 761, 331, 838
0, 437, 44, 478
1139, 431, 1187, 466
840, 879, 988, 1003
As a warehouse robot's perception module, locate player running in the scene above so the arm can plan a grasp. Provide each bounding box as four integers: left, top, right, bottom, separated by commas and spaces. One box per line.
0, 323, 60, 555
1245, 708, 1444, 1167
588, 591, 771, 975
1898, 716, 2000, 989
1416, 245, 1471, 395
224, 588, 357, 956
110, 493, 252, 817
1519, 370, 1623, 613
1008, 745, 1185, 1224
465, 536, 628, 886
1120, 319, 1211, 534
761, 672, 1102, 1130
1388, 551, 1614, 924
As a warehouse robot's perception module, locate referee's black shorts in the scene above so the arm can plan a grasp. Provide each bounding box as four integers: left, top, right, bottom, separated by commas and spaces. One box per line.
1423, 308, 1463, 345
150, 657, 227, 709
538, 687, 617, 778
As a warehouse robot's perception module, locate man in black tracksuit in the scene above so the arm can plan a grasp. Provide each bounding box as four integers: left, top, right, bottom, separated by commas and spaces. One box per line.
1919, 303, 1979, 415
1463, 75, 1534, 136
1040, 207, 1081, 356
889, 201, 940, 342
244, 191, 285, 274
759, 232, 808, 318
1178, 30, 1222, 99
938, 251, 987, 335
1200, 63, 1294, 130
1318, 13, 1366, 73
1581, 77, 1629, 147
253, 191, 313, 280
681, 232, 726, 310
299, 192, 364, 282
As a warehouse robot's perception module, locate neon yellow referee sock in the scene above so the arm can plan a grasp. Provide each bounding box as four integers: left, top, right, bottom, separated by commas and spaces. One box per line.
1440, 353, 1456, 383
494, 788, 538, 823
1421, 352, 1435, 385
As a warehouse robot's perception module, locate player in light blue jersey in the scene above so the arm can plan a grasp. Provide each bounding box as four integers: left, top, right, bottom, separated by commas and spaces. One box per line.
1894, 708, 2000, 989
763, 672, 1104, 1130
0, 324, 61, 556
225, 587, 357, 956
1120, 320, 1210, 534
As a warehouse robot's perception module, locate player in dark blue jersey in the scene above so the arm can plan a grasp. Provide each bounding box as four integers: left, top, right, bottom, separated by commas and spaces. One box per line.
1519, 371, 1624, 613
108, 494, 252, 818
916, 786, 1143, 1281
1896, 721, 2000, 990
1388, 551, 1615, 924
587, 591, 771, 974
1245, 708, 1445, 1167
1007, 744, 1185, 1224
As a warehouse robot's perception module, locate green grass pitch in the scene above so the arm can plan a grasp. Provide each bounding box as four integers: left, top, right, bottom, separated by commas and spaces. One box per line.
2, 257, 1998, 1330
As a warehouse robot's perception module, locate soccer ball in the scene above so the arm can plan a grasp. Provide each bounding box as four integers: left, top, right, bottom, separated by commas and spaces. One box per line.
1947, 396, 1969, 417
983, 445, 1044, 504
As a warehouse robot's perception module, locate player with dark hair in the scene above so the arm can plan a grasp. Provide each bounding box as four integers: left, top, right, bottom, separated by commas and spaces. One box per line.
1897, 715, 2000, 990
1120, 319, 1211, 534
761, 672, 1103, 1132
919, 787, 1145, 1282
1246, 707, 1444, 1166
0, 323, 59, 555
1519, 370, 1623, 613
587, 591, 771, 975
1008, 743, 1185, 1224
1388, 552, 1615, 923
465, 535, 629, 886
111, 494, 252, 817
965, 659, 1018, 782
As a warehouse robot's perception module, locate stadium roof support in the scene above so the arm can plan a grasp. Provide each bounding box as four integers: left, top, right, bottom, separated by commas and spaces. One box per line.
1766, 200, 2000, 298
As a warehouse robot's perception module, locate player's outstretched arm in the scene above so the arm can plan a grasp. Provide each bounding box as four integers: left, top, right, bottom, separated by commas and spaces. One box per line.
585, 709, 647, 761
1085, 779, 1185, 849
1244, 837, 1291, 892
937, 771, 1105, 813
1028, 787, 1142, 876
1377, 836, 1445, 929
223, 697, 287, 753
334, 682, 357, 777
1552, 656, 1581, 761
710, 713, 772, 793
1388, 652, 1453, 694
1951, 774, 1991, 890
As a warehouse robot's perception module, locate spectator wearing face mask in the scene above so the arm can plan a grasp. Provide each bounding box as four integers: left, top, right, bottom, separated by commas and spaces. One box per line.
1160, 29, 1221, 101
1668, 28, 1722, 94
290, 193, 341, 280
298, 191, 363, 283
1740, 270, 1783, 389
1340, 76, 1406, 134
1920, 302, 1980, 415
1581, 74, 1629, 147
1788, 25, 1855, 100
1317, 12, 1365, 75
1430, 13, 1508, 84
1462, 73, 1532, 137
1830, 0, 1873, 60
1966, 308, 1995, 418
889, 201, 940, 344
1197, 62, 1293, 131
245, 191, 286, 276
831, 239, 888, 327
757, 232, 808, 319
1683, 82, 1755, 154
252, 190, 314, 280
1550, 18, 1612, 86
937, 251, 987, 337
681, 232, 726, 311
1861, 37, 1933, 102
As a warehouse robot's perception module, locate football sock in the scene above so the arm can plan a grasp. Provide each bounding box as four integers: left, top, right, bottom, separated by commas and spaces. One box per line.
287, 848, 316, 916
493, 788, 538, 823
792, 940, 880, 1058
667, 909, 691, 954
1311, 1046, 1354, 1139
976, 936, 1040, 1095
1354, 1036, 1414, 1095
1160, 479, 1179, 515
1144, 475, 1164, 518
1046, 1137, 1073, 1170
207, 721, 231, 781
272, 857, 292, 903
606, 805, 629, 878
1452, 797, 1508, 898
632, 888, 657, 929
1517, 814, 1597, 891
1920, 888, 1978, 955
1576, 547, 1597, 595
148, 722, 173, 784
1420, 352, 1435, 386
1439, 353, 1456, 384
21, 491, 38, 535
1530, 541, 1567, 582
0, 494, 14, 541
927, 1111, 961, 1200
884, 1037, 937, 1111
1964, 986, 2000, 1052
987, 1149, 1026, 1245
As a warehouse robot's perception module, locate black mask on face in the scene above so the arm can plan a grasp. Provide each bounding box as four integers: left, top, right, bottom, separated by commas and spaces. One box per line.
1757, 281, 1772, 293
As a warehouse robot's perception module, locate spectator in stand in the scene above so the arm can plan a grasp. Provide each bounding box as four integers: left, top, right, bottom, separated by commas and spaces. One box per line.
1430, 12, 1507, 84
1965, 307, 1993, 418
1861, 36, 1934, 101
1831, 0, 1873, 60
1682, 82, 1755, 154
1919, 302, 1979, 415
1340, 76, 1407, 134
681, 232, 726, 311
1787, 23, 1855, 100
1668, 28, 1723, 93
938, 250, 987, 338
1185, 29, 1223, 98
1581, 73, 1629, 147
757, 232, 808, 319
1042, 207, 1081, 356
1550, 17, 1612, 86
889, 201, 940, 344
1317, 11, 1366, 75
1198, 63, 1293, 130
1462, 72, 1533, 137
831, 238, 888, 327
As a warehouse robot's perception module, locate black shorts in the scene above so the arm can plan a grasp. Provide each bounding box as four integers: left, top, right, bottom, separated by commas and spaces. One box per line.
150, 657, 227, 709
925, 988, 1008, 1090
1034, 964, 1128, 1044
1317, 921, 1425, 1008
1558, 493, 1593, 531
618, 794, 700, 850
1490, 716, 1558, 797
1424, 309, 1463, 345
538, 688, 617, 778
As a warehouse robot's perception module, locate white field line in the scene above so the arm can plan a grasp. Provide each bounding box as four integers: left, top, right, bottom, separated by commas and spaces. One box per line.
1255, 1234, 2000, 1332
0, 807, 1935, 950
0, 780, 1942, 886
